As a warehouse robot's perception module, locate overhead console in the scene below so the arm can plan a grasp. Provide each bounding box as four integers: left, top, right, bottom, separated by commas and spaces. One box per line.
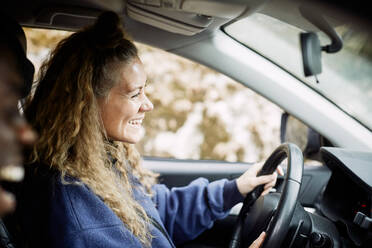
126, 0, 269, 35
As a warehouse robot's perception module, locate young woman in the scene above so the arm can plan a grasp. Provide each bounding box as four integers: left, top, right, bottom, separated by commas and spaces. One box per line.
19, 11, 279, 248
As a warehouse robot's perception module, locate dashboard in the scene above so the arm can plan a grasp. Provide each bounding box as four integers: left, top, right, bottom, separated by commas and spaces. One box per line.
319, 147, 372, 246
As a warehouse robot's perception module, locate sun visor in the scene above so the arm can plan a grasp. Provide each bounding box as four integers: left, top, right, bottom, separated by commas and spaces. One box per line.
126, 0, 265, 35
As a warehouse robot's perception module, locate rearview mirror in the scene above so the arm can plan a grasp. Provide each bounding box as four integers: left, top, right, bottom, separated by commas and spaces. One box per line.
300, 32, 322, 77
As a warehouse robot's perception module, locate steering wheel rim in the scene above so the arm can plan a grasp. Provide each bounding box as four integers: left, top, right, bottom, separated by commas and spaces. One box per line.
230, 143, 304, 248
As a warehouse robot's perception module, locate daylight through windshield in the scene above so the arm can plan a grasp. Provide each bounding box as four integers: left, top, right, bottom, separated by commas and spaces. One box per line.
225, 14, 372, 130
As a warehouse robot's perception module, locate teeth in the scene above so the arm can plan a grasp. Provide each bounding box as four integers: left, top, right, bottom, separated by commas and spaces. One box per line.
0, 164, 24, 182
129, 119, 143, 126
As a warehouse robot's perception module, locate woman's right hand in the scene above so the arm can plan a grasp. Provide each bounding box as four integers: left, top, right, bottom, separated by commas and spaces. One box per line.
236, 162, 283, 197
248, 232, 266, 248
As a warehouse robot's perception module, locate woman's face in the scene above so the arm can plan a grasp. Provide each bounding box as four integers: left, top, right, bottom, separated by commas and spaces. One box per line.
98, 57, 153, 144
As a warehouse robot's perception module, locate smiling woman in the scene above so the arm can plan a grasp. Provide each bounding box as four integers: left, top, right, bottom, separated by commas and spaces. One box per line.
16, 11, 278, 248
97, 57, 153, 143
24, 11, 158, 246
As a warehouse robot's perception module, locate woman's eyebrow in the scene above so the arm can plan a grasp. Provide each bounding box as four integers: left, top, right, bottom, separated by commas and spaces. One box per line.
128, 85, 143, 92
127, 81, 147, 92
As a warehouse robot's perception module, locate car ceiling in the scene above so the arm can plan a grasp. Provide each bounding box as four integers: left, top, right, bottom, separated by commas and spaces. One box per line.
4, 0, 371, 52
5, 0, 232, 51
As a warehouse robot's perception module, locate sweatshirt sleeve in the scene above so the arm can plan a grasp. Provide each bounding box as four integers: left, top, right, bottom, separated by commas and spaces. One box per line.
152, 178, 244, 244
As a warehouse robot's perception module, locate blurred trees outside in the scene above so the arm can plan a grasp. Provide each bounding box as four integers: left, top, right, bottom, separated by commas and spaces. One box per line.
25, 28, 282, 163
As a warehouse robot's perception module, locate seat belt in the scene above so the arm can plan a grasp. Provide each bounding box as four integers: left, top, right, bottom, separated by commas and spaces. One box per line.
149, 216, 175, 248
0, 220, 15, 248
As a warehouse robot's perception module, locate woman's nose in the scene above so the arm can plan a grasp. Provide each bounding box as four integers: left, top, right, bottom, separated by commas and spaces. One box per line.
140, 95, 153, 112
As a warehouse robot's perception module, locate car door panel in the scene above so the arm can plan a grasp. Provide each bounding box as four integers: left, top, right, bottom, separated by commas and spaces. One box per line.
143, 157, 332, 247
143, 157, 332, 207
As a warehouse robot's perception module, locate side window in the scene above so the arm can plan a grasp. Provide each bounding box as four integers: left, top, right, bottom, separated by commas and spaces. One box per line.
281, 114, 330, 164
25, 28, 283, 163
136, 44, 283, 162
25, 29, 72, 73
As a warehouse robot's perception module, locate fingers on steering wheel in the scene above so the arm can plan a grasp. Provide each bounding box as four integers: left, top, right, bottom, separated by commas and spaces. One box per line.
255, 173, 276, 186
261, 173, 277, 195
249, 232, 266, 248
276, 165, 284, 176
264, 177, 276, 189
254, 162, 282, 196
262, 184, 274, 195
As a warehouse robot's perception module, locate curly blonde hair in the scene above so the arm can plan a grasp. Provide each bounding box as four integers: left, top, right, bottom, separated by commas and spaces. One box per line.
25, 12, 157, 246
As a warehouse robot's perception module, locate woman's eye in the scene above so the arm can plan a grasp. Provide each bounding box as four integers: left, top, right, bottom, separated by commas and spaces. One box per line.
131, 86, 146, 98
131, 92, 140, 98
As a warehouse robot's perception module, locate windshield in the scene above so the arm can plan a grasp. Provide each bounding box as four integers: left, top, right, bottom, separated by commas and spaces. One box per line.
225, 13, 372, 130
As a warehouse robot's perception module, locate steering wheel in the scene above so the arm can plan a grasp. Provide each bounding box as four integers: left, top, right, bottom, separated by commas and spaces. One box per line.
229, 143, 304, 248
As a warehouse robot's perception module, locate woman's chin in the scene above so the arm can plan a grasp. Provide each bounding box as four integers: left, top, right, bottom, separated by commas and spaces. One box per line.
107, 126, 144, 144
121, 129, 144, 144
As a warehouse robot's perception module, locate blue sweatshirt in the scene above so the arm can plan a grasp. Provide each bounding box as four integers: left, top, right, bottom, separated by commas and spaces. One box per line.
18, 166, 244, 247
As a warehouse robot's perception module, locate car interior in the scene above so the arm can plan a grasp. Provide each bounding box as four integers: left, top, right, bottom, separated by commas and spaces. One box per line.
1, 0, 372, 247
